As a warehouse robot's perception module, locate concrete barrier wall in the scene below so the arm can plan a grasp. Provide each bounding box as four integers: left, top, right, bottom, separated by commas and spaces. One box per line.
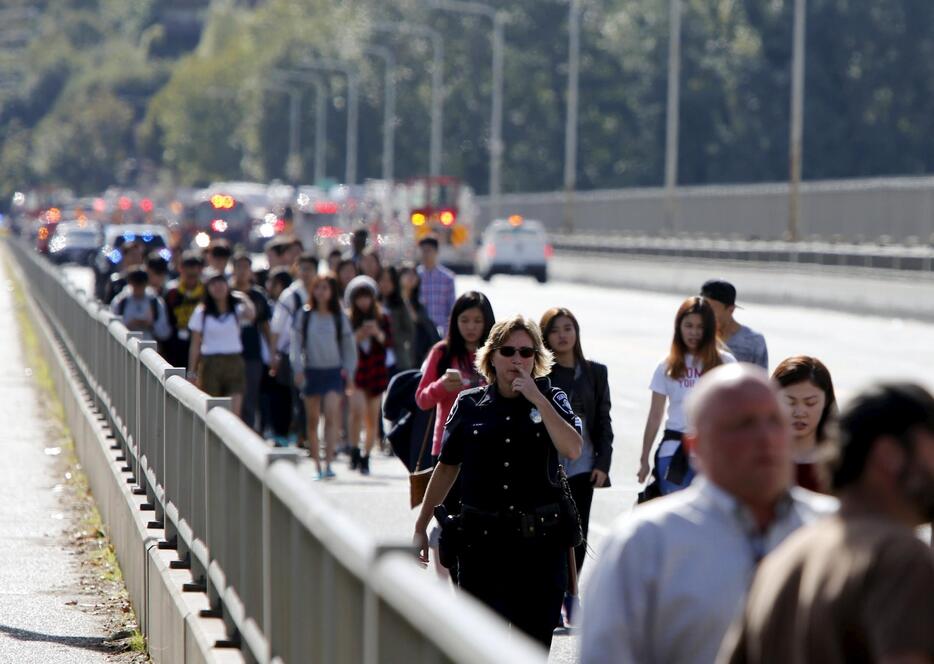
476, 176, 934, 242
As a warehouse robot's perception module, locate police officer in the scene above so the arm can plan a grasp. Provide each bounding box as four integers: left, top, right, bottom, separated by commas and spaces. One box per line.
414, 315, 583, 649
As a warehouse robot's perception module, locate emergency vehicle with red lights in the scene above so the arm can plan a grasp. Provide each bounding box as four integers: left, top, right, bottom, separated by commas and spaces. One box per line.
395, 176, 476, 273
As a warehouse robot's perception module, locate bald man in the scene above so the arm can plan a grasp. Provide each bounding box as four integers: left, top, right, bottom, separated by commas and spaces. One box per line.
579, 364, 837, 664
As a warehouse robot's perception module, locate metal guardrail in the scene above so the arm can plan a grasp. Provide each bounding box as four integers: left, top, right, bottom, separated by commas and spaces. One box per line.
7, 239, 546, 664
551, 233, 934, 272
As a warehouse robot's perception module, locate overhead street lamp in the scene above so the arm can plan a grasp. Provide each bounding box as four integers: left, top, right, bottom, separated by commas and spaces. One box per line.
788, 0, 807, 242
269, 69, 330, 184
296, 56, 360, 185
372, 21, 445, 178
361, 45, 397, 182
429, 0, 506, 221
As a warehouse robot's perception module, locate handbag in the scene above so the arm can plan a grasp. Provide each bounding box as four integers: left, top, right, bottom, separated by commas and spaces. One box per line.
409, 410, 436, 509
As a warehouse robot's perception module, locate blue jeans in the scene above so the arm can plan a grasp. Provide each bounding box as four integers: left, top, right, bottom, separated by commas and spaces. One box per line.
657, 453, 695, 495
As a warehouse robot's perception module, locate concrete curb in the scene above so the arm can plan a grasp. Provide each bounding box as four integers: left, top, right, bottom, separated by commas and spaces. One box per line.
7, 250, 244, 664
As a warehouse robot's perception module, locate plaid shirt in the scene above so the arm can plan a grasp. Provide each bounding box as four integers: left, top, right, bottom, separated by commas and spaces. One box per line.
354, 314, 393, 395
417, 264, 457, 334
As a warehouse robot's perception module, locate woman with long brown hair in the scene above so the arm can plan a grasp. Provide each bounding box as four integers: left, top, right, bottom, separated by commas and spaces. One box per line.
772, 356, 837, 493
638, 296, 735, 495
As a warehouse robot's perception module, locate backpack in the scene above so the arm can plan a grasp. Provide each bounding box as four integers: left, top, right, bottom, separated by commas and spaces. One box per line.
382, 369, 433, 472
117, 294, 159, 321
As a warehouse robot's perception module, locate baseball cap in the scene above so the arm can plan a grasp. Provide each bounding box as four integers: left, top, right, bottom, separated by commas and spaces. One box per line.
700, 279, 740, 308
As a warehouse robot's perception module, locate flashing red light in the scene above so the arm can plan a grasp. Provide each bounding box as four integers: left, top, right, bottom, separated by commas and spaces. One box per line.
439, 210, 456, 226
314, 201, 339, 215
118, 196, 132, 211
316, 226, 340, 239
140, 198, 154, 213
92, 198, 106, 213
544, 243, 554, 259
274, 218, 286, 233
211, 219, 228, 233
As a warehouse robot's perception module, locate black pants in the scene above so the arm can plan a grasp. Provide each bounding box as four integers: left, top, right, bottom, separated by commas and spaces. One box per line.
267, 377, 293, 438
567, 473, 595, 575
241, 359, 264, 432
458, 538, 567, 649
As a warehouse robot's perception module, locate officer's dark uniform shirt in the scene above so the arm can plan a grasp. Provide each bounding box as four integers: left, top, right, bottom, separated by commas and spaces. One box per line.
439, 378, 583, 513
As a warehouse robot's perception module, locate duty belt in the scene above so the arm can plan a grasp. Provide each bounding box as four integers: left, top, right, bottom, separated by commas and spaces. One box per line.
461, 503, 562, 539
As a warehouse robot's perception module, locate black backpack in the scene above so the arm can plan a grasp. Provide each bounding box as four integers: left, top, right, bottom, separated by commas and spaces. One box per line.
382, 369, 434, 472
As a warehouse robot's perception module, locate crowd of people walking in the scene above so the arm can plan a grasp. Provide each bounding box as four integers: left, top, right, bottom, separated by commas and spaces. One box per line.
100, 228, 934, 662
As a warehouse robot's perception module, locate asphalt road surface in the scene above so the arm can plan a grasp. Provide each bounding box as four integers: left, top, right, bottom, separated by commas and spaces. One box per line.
63, 264, 934, 663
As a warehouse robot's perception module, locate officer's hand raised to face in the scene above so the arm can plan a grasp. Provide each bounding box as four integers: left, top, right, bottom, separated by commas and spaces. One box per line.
511, 365, 543, 405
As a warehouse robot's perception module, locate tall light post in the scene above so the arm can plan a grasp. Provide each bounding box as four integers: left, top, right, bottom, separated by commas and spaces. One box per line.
296, 56, 360, 185
429, 0, 506, 221
788, 0, 807, 242
372, 22, 445, 178
271, 69, 330, 183
563, 0, 581, 234
361, 45, 397, 182
663, 0, 682, 233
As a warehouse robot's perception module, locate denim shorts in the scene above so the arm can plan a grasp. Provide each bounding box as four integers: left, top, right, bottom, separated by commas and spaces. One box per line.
302, 367, 344, 397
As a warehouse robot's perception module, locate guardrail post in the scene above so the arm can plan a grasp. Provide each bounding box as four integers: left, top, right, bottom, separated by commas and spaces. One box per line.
202, 397, 231, 613
262, 449, 302, 664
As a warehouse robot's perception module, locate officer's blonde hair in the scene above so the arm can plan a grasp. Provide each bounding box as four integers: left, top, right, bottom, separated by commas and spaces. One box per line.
475, 315, 554, 384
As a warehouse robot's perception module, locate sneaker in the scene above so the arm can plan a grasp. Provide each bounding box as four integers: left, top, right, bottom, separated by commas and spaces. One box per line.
360, 455, 370, 476
313, 469, 326, 481
350, 447, 361, 470
325, 466, 336, 479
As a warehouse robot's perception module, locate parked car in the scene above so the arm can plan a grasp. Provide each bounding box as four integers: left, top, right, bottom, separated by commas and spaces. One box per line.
475, 216, 552, 283
48, 221, 103, 265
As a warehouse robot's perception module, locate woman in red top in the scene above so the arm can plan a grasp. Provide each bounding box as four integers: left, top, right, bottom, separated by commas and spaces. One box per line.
416, 291, 495, 458
772, 356, 837, 493
346, 276, 393, 475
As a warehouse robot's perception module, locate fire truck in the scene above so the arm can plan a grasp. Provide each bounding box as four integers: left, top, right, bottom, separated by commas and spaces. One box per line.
394, 176, 476, 273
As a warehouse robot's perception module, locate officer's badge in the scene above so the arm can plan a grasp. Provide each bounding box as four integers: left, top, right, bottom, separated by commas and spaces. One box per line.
529, 408, 542, 424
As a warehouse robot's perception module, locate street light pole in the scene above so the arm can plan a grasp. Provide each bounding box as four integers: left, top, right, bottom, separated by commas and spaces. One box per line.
429, 0, 506, 220
295, 56, 360, 185
362, 45, 397, 182
286, 89, 302, 183
372, 22, 445, 178
271, 70, 330, 183
663, 0, 682, 234
788, 0, 807, 242
563, 0, 581, 234
313, 76, 327, 183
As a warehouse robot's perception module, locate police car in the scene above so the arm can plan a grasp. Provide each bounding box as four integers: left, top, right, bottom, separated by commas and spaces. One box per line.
475, 216, 552, 283
93, 224, 172, 299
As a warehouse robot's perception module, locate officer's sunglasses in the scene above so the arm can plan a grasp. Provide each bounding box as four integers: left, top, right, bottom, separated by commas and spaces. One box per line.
498, 345, 535, 359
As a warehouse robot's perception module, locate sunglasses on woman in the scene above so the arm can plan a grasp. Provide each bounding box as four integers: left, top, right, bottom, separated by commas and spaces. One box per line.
498, 345, 535, 359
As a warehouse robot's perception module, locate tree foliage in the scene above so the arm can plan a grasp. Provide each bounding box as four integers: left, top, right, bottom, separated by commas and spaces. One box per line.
3, 0, 934, 203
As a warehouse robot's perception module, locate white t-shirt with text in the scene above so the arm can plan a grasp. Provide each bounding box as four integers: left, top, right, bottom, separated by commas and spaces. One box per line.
650, 351, 736, 455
